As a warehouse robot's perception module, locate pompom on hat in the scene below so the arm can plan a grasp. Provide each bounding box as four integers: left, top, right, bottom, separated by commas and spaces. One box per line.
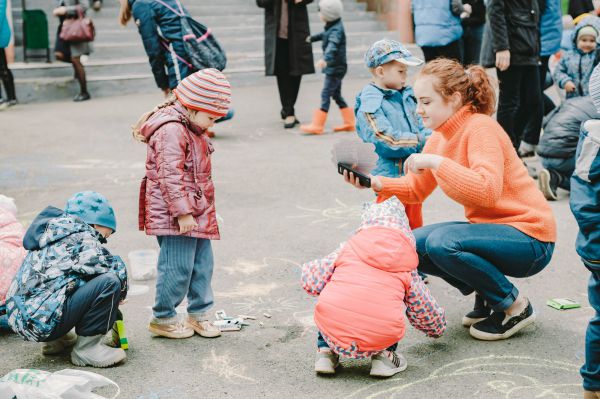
174, 68, 232, 117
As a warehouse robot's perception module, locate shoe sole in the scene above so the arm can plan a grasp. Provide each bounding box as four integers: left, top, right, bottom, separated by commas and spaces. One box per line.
469, 312, 536, 341
369, 361, 408, 377
461, 316, 487, 327
538, 170, 557, 201
71, 351, 126, 368
148, 325, 195, 339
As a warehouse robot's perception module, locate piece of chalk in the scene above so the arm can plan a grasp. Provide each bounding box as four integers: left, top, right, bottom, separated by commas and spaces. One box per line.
263, 313, 272, 318
238, 315, 257, 320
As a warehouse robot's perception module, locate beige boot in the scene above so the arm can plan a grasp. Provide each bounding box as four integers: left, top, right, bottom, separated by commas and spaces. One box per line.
333, 107, 355, 132
70, 335, 126, 368
42, 330, 78, 355
300, 109, 328, 135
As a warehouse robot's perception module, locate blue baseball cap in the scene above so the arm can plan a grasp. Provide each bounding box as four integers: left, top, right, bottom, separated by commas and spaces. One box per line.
365, 39, 423, 68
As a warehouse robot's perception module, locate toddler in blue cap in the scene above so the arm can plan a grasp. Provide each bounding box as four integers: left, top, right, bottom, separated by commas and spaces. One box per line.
355, 39, 432, 231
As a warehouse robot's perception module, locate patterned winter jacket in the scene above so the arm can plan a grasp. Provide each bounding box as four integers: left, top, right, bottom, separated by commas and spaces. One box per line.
301, 198, 446, 358
139, 101, 219, 239
0, 208, 26, 307
554, 20, 600, 99
5, 206, 128, 342
355, 83, 432, 178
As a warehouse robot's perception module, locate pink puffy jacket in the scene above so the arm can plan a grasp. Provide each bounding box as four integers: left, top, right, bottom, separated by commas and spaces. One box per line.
0, 208, 26, 305
138, 102, 219, 239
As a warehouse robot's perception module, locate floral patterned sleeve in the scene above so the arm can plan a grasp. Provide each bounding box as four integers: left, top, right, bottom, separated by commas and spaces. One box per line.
405, 270, 446, 338
300, 243, 345, 296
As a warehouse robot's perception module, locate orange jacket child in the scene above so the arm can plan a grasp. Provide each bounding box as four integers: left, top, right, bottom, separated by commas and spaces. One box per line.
301, 197, 446, 358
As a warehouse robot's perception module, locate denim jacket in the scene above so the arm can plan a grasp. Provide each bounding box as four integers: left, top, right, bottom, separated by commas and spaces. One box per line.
570, 120, 600, 269
354, 83, 432, 177
310, 18, 347, 77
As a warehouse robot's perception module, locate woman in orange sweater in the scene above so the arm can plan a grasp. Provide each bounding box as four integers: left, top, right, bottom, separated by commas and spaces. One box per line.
343, 58, 557, 341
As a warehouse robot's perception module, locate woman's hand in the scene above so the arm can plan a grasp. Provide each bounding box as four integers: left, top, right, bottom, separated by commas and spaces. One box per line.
403, 154, 444, 175
53, 6, 67, 16
316, 59, 327, 70
495, 50, 511, 71
177, 214, 198, 233
343, 170, 383, 191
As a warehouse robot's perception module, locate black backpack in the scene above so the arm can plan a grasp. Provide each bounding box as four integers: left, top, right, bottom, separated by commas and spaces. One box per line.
155, 0, 227, 71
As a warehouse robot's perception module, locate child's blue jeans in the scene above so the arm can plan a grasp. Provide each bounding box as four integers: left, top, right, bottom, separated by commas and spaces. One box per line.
317, 331, 398, 352
320, 75, 348, 112
582, 265, 600, 391
415, 222, 554, 312
153, 236, 214, 319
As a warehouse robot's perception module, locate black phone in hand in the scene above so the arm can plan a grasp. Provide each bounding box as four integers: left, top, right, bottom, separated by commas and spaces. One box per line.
337, 162, 371, 188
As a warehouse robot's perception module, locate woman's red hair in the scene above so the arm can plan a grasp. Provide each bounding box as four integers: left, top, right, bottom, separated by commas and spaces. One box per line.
418, 58, 496, 116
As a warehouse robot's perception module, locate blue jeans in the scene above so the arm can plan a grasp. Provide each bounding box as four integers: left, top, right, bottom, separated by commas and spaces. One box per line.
317, 331, 398, 352
415, 222, 554, 311
320, 74, 348, 112
540, 156, 575, 191
582, 266, 600, 391
153, 236, 215, 319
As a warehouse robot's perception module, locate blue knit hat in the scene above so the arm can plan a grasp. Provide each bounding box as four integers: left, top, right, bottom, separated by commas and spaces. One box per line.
65, 191, 117, 233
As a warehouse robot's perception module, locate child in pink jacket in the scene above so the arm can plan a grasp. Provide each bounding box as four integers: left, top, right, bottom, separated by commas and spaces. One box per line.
0, 195, 26, 330
301, 197, 446, 377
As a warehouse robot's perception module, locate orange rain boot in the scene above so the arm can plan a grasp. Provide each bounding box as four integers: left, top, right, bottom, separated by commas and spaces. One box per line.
300, 109, 328, 135
333, 107, 355, 132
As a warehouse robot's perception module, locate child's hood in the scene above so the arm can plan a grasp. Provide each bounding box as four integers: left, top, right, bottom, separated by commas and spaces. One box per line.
571, 17, 600, 49
140, 102, 201, 143
344, 197, 418, 273
23, 206, 100, 251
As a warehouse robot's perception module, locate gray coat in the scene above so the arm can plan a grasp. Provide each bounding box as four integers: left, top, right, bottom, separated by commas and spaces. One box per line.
256, 0, 315, 76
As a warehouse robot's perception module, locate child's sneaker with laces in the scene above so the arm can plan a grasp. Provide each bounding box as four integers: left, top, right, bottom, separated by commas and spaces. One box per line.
148, 317, 194, 339
370, 350, 408, 377
187, 316, 221, 338
469, 299, 536, 341
314, 348, 339, 374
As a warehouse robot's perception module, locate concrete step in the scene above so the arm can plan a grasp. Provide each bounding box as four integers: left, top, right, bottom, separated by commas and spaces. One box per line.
10, 44, 380, 79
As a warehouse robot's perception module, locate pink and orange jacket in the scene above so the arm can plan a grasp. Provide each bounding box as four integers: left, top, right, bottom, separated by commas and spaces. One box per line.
138, 101, 219, 239
301, 198, 446, 358
0, 208, 26, 306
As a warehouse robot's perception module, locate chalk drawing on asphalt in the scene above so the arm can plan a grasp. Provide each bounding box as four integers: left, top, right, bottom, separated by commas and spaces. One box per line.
202, 349, 256, 384
288, 198, 362, 229
232, 296, 298, 315
215, 282, 279, 299
222, 257, 301, 276
344, 355, 581, 399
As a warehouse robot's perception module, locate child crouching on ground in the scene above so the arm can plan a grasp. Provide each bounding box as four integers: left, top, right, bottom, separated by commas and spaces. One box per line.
134, 69, 230, 339
300, 0, 355, 134
0, 195, 26, 331
301, 197, 446, 377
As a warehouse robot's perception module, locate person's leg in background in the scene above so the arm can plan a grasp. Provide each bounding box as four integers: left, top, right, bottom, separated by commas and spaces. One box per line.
515, 65, 543, 156
300, 74, 333, 134
331, 74, 354, 132
275, 38, 301, 128
463, 24, 484, 65
539, 156, 576, 200
520, 58, 550, 157
496, 65, 525, 151
440, 39, 463, 64
583, 268, 600, 397
71, 55, 90, 102
0, 48, 16, 108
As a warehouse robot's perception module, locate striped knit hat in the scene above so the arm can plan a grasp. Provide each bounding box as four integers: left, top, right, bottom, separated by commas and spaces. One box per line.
174, 69, 231, 117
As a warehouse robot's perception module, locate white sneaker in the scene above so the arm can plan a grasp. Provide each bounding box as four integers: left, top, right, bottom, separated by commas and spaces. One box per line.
71, 335, 126, 368
370, 350, 408, 377
314, 349, 339, 374
42, 330, 78, 355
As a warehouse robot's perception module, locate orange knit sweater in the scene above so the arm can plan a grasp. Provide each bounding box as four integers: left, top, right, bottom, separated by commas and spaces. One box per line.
377, 106, 557, 243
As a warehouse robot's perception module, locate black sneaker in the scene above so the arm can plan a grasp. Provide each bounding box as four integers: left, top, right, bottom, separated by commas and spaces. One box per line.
469, 300, 536, 341
538, 168, 560, 201
462, 294, 491, 327
283, 117, 300, 129
73, 92, 91, 102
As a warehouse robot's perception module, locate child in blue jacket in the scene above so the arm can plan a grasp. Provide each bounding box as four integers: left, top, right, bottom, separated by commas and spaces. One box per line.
554, 18, 600, 99
355, 39, 432, 229
301, 0, 355, 135
572, 64, 600, 398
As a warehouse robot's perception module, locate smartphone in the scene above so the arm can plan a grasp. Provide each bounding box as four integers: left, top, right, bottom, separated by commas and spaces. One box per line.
337, 162, 371, 188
